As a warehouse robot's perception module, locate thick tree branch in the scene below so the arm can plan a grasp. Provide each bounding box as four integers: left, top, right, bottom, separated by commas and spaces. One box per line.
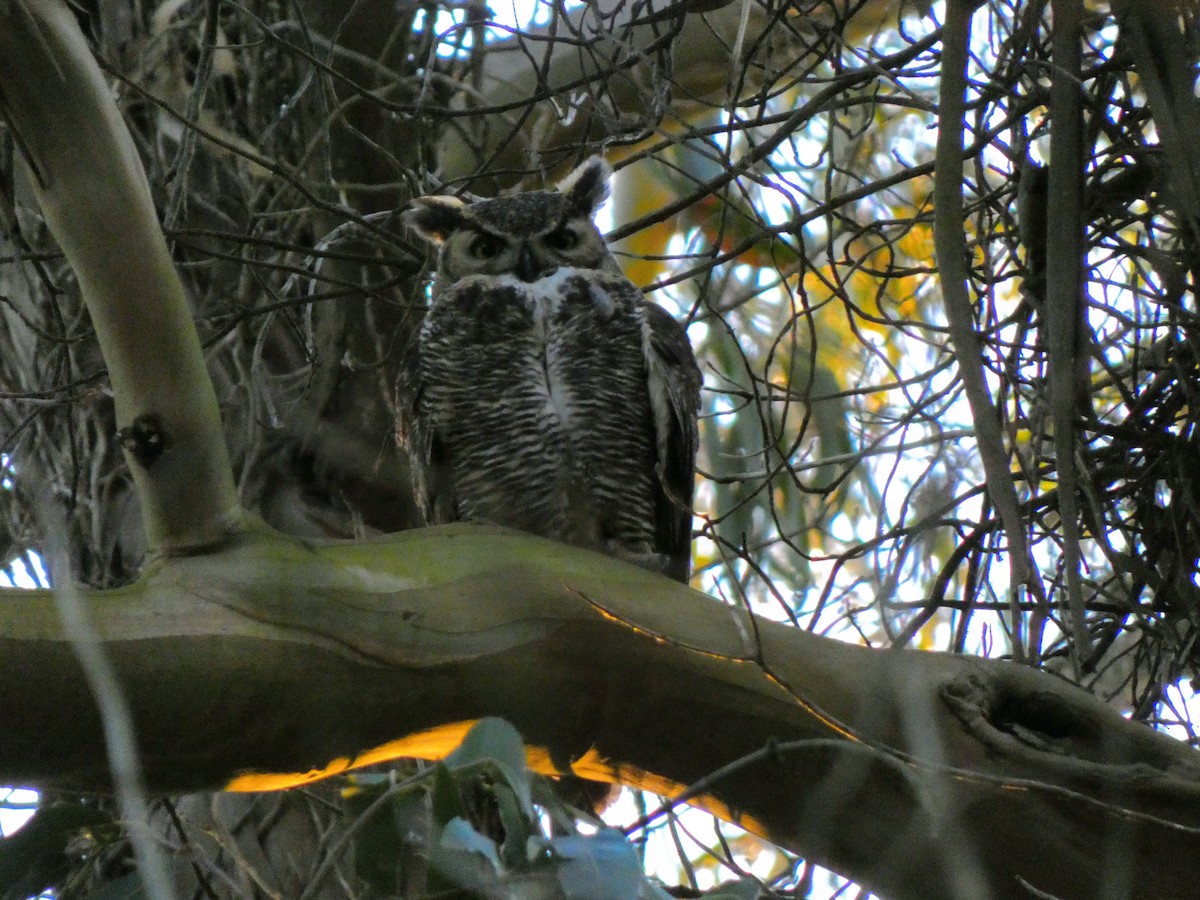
0, 524, 1198, 899
0, 0, 241, 552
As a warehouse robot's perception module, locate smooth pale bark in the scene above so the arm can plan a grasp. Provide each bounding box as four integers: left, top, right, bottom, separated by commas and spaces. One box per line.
435, 0, 916, 185
0, 0, 241, 551
0, 522, 1198, 899
435, 0, 756, 183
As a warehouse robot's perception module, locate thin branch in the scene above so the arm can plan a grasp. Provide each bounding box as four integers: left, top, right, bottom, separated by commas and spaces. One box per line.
1045, 0, 1090, 670
932, 0, 1033, 661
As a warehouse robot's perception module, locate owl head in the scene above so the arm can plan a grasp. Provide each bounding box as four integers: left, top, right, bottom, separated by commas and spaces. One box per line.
403, 157, 620, 285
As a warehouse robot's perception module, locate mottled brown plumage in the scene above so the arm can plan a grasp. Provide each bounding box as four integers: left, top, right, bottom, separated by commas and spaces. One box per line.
397, 158, 700, 582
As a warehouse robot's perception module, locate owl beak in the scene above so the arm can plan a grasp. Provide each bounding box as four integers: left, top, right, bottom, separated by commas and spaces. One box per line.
516, 244, 544, 283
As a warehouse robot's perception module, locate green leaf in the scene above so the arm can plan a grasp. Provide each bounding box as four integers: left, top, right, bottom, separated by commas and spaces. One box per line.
430, 762, 468, 828
345, 785, 399, 895
493, 781, 531, 869
534, 828, 674, 900
445, 718, 534, 818
344, 776, 428, 896
440, 816, 501, 868
529, 775, 579, 834
426, 816, 503, 893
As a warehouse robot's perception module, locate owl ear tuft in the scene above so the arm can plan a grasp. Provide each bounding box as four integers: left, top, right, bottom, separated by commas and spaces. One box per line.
557, 157, 612, 216
403, 195, 469, 246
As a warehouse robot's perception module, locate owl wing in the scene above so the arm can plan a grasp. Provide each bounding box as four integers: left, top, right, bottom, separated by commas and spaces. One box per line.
395, 335, 458, 526
642, 300, 702, 583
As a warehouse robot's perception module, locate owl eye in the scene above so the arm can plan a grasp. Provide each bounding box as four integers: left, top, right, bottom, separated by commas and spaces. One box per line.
544, 226, 579, 251
468, 234, 504, 260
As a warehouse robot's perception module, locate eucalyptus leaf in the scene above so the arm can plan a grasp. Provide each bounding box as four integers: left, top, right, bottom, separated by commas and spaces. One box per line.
346, 782, 428, 897
494, 781, 533, 868
440, 816, 501, 866
534, 828, 674, 900
445, 717, 535, 817
430, 761, 468, 828
426, 816, 503, 894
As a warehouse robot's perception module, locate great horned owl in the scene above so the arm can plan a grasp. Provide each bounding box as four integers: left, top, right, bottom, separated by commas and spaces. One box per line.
397, 157, 701, 582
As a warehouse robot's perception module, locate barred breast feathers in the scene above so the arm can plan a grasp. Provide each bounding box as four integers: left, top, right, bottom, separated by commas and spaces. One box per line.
397, 157, 700, 582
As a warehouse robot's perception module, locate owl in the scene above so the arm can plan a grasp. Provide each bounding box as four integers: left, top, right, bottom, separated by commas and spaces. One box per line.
397, 157, 701, 582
